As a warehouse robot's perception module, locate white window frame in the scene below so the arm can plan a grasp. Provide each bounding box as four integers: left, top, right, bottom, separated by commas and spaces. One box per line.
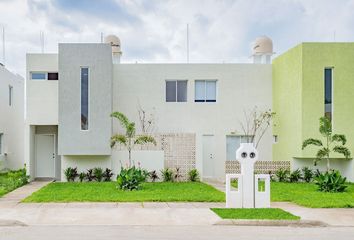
80, 67, 90, 131
194, 79, 217, 103
30, 72, 58, 80
165, 80, 188, 102
324, 67, 334, 125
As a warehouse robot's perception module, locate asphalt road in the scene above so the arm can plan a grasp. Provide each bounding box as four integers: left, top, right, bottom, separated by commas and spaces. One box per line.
1, 225, 353, 240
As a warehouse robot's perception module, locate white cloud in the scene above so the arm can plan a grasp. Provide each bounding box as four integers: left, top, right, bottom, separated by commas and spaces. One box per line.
0, 0, 354, 77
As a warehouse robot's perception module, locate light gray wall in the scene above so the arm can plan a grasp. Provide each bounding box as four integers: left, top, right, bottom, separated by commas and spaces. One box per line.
0, 65, 24, 170
113, 63, 273, 179
58, 44, 112, 155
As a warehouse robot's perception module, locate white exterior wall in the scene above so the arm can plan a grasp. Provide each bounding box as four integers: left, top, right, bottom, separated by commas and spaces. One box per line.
0, 65, 24, 170
25, 54, 58, 125
113, 64, 273, 179
25, 54, 58, 178
24, 50, 273, 181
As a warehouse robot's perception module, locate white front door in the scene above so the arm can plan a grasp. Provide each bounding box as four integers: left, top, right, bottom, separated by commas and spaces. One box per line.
202, 135, 215, 178
35, 134, 55, 178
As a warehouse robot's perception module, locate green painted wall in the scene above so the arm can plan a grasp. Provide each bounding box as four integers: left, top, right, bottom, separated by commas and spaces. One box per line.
273, 43, 354, 161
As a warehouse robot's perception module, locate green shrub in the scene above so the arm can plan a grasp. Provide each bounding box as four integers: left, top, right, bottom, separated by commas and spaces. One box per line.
161, 168, 174, 182
275, 168, 290, 182
64, 167, 78, 182
314, 170, 347, 192
86, 169, 95, 182
103, 168, 113, 182
289, 169, 302, 182
188, 169, 200, 182
78, 172, 86, 182
148, 170, 159, 182
302, 167, 314, 183
93, 167, 103, 182
116, 166, 147, 191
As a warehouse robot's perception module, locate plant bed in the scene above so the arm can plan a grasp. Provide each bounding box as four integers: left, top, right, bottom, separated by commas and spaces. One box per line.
211, 208, 300, 220
23, 182, 225, 202
0, 168, 29, 197
271, 182, 354, 208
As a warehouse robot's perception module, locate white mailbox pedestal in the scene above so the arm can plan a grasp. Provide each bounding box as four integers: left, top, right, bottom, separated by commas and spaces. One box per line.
225, 143, 270, 208
225, 174, 242, 208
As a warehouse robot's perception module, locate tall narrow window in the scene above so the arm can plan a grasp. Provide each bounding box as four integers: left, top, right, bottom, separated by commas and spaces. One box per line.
81, 68, 89, 130
195, 80, 217, 102
165, 80, 187, 102
324, 68, 332, 121
8, 85, 13, 106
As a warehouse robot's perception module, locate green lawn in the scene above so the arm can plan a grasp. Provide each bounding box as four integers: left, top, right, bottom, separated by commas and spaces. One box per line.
271, 182, 354, 208
211, 208, 300, 220
23, 182, 225, 202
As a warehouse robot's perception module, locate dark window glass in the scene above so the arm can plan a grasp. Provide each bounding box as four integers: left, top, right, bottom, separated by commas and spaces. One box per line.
166, 81, 176, 102
81, 68, 89, 130
324, 68, 332, 120
177, 81, 187, 102
48, 72, 58, 80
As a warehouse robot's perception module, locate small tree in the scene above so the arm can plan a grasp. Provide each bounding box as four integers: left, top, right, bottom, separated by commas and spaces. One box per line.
111, 112, 156, 166
239, 107, 275, 148
302, 116, 351, 171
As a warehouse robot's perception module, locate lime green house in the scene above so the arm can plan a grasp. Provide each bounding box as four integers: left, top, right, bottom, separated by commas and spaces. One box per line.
272, 43, 354, 181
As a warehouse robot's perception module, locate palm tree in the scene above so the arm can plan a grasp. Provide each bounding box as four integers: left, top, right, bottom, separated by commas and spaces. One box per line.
111, 112, 156, 166
302, 116, 351, 171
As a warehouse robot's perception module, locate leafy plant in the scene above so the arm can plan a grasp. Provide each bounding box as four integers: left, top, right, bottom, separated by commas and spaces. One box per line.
93, 167, 103, 182
289, 169, 302, 183
116, 166, 147, 191
86, 169, 95, 182
188, 169, 200, 182
103, 168, 113, 182
161, 168, 174, 182
174, 167, 182, 182
302, 167, 314, 183
110, 112, 157, 166
64, 167, 78, 182
275, 168, 290, 182
302, 116, 351, 171
314, 170, 347, 192
149, 170, 159, 182
5, 167, 30, 188
79, 172, 86, 182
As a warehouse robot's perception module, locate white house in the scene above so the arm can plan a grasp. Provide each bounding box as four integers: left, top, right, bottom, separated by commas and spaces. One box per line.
24, 35, 274, 181
0, 63, 24, 170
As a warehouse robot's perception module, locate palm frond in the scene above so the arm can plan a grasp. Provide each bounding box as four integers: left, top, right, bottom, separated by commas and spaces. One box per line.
134, 135, 157, 146
111, 134, 127, 148
319, 116, 332, 137
111, 112, 131, 129
314, 147, 329, 165
332, 134, 346, 145
302, 138, 322, 150
333, 146, 351, 159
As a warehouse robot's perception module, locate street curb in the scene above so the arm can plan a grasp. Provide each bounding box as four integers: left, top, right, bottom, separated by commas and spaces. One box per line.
0, 220, 27, 227
214, 219, 328, 227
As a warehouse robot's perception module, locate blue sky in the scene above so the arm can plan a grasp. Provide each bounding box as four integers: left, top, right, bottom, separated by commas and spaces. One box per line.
1, 0, 354, 76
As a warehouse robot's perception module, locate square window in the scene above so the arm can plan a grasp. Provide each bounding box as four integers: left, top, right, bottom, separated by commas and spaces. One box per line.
195, 80, 217, 102
166, 80, 187, 102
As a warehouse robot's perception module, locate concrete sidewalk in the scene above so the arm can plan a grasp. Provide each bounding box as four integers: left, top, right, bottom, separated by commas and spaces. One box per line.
272, 202, 354, 227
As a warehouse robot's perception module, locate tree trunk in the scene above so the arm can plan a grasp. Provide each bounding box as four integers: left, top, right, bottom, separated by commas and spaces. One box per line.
326, 157, 330, 172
